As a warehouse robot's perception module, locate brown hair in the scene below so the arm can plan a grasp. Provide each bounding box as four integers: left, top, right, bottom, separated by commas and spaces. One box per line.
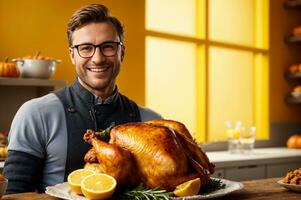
67, 4, 124, 46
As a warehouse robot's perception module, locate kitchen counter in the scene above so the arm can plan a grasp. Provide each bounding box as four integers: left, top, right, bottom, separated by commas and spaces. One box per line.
207, 147, 301, 168
2, 178, 300, 200
206, 147, 301, 181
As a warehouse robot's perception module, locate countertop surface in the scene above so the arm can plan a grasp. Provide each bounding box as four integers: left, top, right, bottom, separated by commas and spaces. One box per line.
206, 147, 301, 168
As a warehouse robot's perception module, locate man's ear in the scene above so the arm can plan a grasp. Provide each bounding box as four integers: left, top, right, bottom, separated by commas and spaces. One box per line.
121, 45, 125, 62
69, 47, 75, 65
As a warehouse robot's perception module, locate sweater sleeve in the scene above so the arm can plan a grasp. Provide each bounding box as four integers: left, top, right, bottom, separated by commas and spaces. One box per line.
4, 98, 47, 193
3, 150, 44, 194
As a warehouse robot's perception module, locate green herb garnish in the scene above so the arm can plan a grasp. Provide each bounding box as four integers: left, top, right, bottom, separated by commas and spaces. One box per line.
114, 178, 225, 200
118, 184, 173, 200
95, 122, 115, 141
101, 122, 116, 135
200, 178, 226, 194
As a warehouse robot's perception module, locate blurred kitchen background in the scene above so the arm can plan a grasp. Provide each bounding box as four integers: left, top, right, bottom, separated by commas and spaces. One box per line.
1, 0, 301, 151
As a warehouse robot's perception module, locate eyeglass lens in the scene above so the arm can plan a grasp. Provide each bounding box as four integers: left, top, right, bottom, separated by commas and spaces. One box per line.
77, 42, 120, 58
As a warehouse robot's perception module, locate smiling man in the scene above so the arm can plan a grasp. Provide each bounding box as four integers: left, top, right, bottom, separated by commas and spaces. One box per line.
3, 4, 161, 194
70, 22, 123, 99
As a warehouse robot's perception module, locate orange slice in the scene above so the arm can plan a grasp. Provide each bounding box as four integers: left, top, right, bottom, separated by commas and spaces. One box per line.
81, 173, 117, 200
67, 168, 95, 194
173, 178, 201, 197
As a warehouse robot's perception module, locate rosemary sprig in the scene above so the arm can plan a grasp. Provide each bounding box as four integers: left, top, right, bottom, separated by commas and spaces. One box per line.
115, 178, 225, 200
101, 122, 116, 134
200, 178, 226, 194
118, 184, 173, 200
95, 122, 115, 141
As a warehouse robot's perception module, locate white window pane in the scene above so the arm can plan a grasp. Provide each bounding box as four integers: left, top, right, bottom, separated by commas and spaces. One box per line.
146, 0, 196, 37
146, 37, 196, 135
208, 47, 254, 141
209, 0, 254, 46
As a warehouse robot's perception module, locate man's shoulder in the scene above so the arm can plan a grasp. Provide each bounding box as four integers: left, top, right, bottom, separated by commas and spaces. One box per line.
117, 93, 162, 121
20, 93, 62, 113
137, 105, 162, 121
18, 93, 62, 114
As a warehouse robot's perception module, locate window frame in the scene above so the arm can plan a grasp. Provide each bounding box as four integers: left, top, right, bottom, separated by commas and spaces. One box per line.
145, 0, 269, 143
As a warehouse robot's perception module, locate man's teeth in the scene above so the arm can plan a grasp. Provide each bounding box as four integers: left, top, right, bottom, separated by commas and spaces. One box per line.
90, 67, 109, 72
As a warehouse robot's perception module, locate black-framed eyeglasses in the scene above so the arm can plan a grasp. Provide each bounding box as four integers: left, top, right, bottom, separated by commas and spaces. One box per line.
71, 41, 123, 58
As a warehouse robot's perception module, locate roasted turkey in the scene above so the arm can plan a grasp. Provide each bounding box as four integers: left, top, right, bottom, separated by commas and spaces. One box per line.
83, 119, 214, 191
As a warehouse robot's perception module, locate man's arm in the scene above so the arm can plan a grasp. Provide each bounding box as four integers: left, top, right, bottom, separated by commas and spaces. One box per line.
3, 98, 47, 194
3, 151, 44, 193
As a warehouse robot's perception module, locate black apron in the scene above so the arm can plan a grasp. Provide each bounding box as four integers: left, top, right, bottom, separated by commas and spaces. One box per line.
53, 80, 141, 180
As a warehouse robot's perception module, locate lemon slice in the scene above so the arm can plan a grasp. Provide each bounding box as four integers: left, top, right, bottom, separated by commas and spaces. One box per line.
173, 178, 201, 197
227, 129, 240, 139
67, 168, 95, 194
81, 173, 117, 200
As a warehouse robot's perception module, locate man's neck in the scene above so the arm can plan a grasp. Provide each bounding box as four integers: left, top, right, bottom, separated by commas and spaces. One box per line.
78, 78, 115, 100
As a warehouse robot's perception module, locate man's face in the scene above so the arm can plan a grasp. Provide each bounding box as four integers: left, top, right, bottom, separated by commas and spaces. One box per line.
69, 22, 124, 96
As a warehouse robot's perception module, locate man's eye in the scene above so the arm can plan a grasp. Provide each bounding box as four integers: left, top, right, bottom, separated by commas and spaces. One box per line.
79, 45, 94, 52
102, 44, 115, 50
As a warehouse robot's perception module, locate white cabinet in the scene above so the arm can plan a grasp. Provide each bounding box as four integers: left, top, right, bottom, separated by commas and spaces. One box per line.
225, 165, 266, 181
212, 165, 266, 181
207, 147, 301, 181
266, 162, 301, 178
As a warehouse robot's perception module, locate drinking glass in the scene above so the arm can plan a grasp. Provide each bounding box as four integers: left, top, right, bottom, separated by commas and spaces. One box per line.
225, 121, 242, 154
239, 126, 256, 154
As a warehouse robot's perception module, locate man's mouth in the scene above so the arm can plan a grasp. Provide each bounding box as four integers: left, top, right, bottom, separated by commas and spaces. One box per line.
88, 66, 110, 72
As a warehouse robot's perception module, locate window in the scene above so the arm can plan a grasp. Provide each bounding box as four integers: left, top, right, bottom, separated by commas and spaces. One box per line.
145, 0, 269, 143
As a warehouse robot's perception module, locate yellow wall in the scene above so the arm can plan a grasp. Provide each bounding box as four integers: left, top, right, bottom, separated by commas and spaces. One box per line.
0, 0, 145, 105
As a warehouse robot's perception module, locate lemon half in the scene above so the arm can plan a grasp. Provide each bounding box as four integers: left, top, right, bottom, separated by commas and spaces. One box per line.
81, 173, 117, 200
67, 168, 95, 194
173, 178, 201, 197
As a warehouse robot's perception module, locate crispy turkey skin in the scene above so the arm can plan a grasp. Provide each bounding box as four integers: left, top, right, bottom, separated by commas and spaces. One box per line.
83, 119, 214, 191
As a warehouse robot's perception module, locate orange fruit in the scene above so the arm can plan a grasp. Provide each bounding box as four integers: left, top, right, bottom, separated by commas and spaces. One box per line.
289, 64, 299, 73
81, 173, 117, 200
286, 134, 301, 148
287, 135, 300, 148
173, 178, 201, 197
296, 137, 301, 148
294, 86, 301, 93
67, 168, 95, 194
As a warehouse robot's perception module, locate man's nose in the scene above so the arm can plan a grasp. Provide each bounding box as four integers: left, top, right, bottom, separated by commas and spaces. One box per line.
91, 47, 105, 63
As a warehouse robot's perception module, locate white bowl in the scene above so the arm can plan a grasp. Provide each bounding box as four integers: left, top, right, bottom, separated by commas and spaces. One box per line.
13, 59, 58, 79
277, 179, 301, 193
291, 91, 301, 98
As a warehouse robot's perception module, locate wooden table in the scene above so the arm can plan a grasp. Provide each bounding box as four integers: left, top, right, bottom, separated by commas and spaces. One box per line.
216, 178, 300, 200
2, 192, 57, 200
2, 178, 300, 200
